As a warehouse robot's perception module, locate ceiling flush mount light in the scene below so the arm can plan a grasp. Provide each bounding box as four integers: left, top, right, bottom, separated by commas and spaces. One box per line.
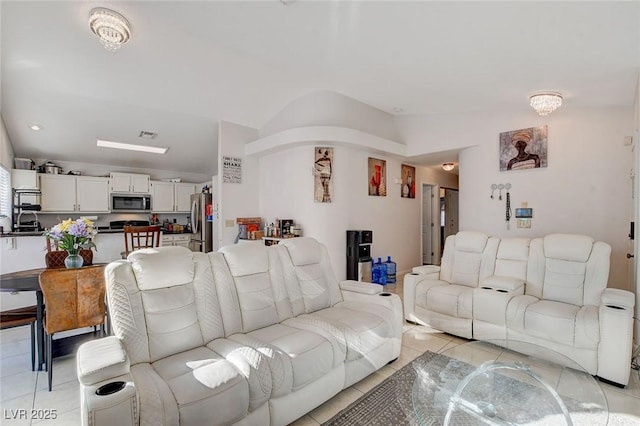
29, 124, 42, 131
89, 8, 131, 51
529, 92, 563, 116
442, 163, 455, 172
97, 139, 167, 154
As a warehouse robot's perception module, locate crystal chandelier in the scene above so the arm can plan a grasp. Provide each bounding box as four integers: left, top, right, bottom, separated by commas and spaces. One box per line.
89, 8, 131, 51
529, 92, 563, 116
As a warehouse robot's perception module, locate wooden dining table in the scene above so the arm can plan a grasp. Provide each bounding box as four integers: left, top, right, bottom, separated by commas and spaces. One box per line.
0, 265, 107, 370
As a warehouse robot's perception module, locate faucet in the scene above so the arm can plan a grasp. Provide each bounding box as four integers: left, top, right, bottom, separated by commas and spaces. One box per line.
17, 211, 40, 231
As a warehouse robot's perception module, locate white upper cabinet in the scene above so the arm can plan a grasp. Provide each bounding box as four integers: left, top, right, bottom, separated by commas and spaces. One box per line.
40, 175, 110, 213
150, 181, 175, 213
150, 181, 197, 213
175, 183, 197, 212
110, 172, 150, 193
76, 177, 110, 212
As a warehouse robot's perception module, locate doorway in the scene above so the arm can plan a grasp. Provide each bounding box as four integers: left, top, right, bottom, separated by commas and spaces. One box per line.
421, 184, 438, 265
422, 184, 459, 265
441, 188, 459, 251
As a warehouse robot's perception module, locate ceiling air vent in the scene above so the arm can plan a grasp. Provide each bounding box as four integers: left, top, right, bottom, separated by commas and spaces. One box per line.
138, 131, 158, 139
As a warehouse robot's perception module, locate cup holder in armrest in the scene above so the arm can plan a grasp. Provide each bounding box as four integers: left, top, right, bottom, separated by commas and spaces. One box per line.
496, 289, 508, 293
95, 381, 126, 396
410, 273, 419, 275
605, 305, 625, 310
480, 286, 492, 290
379, 292, 392, 296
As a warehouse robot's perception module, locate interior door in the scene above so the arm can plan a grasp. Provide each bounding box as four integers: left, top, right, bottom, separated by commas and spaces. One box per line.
443, 189, 459, 242
422, 184, 435, 264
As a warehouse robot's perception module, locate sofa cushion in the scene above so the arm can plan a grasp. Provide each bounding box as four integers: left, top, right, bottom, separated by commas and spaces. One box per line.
494, 238, 530, 280
141, 284, 204, 361
425, 284, 473, 319
454, 231, 489, 253
297, 303, 390, 362
152, 346, 250, 425
219, 244, 285, 333
544, 234, 594, 262
523, 300, 580, 345
220, 244, 269, 276
280, 237, 322, 266
451, 251, 483, 287
130, 246, 194, 290
244, 323, 335, 392
542, 258, 588, 306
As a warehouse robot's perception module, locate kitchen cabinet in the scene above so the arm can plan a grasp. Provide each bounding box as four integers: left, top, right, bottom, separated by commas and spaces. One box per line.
162, 233, 191, 249
175, 183, 198, 212
150, 181, 197, 213
40, 174, 110, 213
110, 172, 150, 194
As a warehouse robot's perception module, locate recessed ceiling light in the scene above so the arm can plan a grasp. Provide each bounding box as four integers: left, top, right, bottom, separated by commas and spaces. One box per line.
96, 139, 168, 154
29, 124, 42, 131
442, 163, 455, 171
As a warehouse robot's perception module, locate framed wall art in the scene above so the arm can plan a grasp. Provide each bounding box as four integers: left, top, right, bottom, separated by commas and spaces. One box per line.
314, 147, 333, 202
368, 157, 386, 196
401, 164, 416, 198
499, 126, 548, 171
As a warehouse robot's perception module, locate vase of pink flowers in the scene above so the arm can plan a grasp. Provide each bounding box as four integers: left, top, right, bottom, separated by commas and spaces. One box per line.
44, 218, 97, 269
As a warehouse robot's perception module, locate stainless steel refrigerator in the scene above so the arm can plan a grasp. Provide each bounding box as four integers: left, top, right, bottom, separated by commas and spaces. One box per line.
189, 193, 213, 253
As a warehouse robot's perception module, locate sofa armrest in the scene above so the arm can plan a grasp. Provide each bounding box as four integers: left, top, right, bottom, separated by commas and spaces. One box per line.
601, 288, 635, 310
481, 275, 525, 294
340, 280, 383, 295
77, 336, 130, 386
412, 265, 440, 275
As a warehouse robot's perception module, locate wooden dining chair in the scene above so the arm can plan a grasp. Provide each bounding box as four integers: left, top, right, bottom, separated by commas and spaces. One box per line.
45, 236, 93, 268
39, 265, 106, 391
123, 225, 161, 257
0, 306, 38, 371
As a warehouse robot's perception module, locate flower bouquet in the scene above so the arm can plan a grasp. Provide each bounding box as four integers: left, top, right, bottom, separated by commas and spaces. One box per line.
44, 218, 97, 268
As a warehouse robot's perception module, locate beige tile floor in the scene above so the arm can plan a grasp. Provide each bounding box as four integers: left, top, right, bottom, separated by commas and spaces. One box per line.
1, 277, 639, 425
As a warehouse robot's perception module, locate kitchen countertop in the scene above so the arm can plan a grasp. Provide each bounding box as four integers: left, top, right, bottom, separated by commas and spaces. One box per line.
2, 228, 191, 237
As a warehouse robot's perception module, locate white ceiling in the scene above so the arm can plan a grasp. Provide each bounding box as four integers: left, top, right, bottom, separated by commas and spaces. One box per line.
2, 1, 639, 176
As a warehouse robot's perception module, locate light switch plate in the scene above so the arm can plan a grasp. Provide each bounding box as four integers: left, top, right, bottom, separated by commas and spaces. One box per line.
225, 220, 235, 228
517, 219, 531, 229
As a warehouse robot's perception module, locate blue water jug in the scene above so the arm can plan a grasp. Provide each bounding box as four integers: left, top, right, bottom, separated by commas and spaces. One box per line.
384, 256, 397, 283
371, 259, 380, 284
377, 258, 388, 285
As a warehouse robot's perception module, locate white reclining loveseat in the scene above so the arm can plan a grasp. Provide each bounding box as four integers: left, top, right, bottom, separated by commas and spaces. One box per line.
404, 231, 635, 387
76, 237, 402, 425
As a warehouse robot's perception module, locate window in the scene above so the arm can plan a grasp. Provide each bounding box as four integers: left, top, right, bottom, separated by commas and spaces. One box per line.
0, 165, 11, 218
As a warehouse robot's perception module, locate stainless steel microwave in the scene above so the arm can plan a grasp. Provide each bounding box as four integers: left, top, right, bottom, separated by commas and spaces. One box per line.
111, 194, 151, 212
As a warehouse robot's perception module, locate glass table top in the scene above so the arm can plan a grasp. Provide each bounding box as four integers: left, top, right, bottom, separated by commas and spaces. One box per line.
412, 340, 608, 425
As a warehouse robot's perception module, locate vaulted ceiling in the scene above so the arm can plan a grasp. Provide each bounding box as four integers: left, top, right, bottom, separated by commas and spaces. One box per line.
2, 1, 639, 176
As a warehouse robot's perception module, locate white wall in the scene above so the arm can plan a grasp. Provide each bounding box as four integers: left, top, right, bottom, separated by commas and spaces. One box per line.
0, 116, 15, 170
217, 121, 260, 247
260, 90, 401, 142
451, 107, 633, 290
259, 143, 456, 280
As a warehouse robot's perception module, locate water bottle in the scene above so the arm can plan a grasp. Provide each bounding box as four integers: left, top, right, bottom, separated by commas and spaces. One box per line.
384, 256, 397, 283
377, 257, 388, 285
371, 259, 380, 284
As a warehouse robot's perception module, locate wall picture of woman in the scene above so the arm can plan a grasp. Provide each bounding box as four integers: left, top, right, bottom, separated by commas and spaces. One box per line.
314, 147, 333, 202
499, 126, 548, 171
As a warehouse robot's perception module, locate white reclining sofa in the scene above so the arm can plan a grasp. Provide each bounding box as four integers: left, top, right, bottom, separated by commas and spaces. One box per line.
404, 231, 635, 387
76, 237, 402, 425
